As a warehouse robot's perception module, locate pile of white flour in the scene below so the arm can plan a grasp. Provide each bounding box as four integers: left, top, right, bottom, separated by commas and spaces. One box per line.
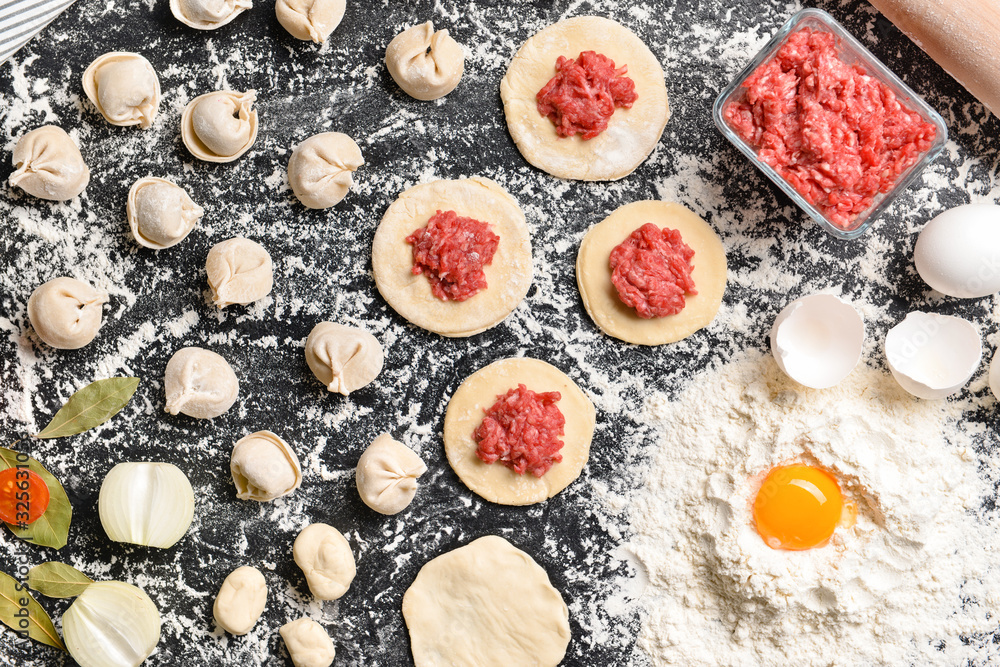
629, 351, 1000, 666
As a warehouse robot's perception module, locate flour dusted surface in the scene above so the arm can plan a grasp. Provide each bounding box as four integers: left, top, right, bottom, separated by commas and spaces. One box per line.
631, 352, 1000, 666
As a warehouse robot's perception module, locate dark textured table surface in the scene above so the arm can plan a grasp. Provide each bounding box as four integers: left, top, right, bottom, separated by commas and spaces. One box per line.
1, 0, 998, 665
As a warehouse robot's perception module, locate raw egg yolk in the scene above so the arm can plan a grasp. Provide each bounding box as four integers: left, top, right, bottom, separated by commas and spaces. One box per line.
753, 464, 843, 550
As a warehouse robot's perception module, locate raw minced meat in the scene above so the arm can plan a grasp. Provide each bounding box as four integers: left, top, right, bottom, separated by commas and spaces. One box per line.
475, 384, 565, 477
536, 51, 638, 140
610, 223, 697, 319
406, 210, 500, 302
723, 28, 936, 229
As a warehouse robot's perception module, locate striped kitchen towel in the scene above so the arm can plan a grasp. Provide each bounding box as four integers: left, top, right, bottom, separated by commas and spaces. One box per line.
0, 0, 76, 66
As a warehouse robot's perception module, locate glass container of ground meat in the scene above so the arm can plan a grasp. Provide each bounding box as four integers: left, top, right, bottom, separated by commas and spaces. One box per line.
713, 8, 948, 240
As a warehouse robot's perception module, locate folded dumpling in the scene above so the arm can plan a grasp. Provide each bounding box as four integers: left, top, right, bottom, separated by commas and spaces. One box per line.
27, 277, 108, 349
164, 346, 239, 419
82, 52, 161, 129
181, 90, 258, 162
205, 237, 273, 308
171, 0, 252, 30
127, 177, 204, 249
287, 132, 364, 209
9, 126, 90, 201
275, 0, 345, 43
304, 321, 383, 395
385, 22, 465, 101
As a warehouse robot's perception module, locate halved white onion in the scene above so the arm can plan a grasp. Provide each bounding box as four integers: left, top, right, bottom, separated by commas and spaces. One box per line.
63, 580, 161, 667
99, 462, 195, 548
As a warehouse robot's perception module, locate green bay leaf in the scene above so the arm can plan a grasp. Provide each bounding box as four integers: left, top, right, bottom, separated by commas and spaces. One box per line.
0, 447, 72, 550
27, 562, 93, 599
35, 377, 140, 439
0, 570, 65, 652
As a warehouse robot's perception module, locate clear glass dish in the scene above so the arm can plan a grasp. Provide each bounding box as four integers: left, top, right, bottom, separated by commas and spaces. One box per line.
712, 8, 948, 240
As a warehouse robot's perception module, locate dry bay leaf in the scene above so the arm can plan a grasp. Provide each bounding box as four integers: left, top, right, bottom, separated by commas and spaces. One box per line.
27, 562, 93, 599
35, 377, 139, 439
0, 447, 72, 550
0, 570, 65, 652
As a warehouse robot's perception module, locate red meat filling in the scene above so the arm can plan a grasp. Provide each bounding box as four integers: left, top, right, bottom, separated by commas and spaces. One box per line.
536, 51, 639, 140
723, 28, 936, 229
474, 384, 565, 478
406, 210, 500, 302
610, 223, 697, 319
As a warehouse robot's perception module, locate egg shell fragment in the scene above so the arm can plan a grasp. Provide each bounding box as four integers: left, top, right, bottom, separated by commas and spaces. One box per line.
885, 311, 982, 400
769, 294, 864, 389
914, 203, 1000, 299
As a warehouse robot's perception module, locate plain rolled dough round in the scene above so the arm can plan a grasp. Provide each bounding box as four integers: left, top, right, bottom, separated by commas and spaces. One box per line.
402, 535, 571, 667
500, 16, 670, 181
576, 200, 727, 346
443, 357, 595, 505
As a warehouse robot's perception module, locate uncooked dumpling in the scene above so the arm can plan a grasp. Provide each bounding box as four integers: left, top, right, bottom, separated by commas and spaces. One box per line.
9, 125, 90, 201
27, 277, 108, 349
163, 346, 239, 419
205, 237, 273, 308
181, 90, 258, 162
293, 523, 356, 600
304, 321, 383, 395
82, 52, 160, 129
385, 21, 464, 101
287, 132, 364, 209
276, 0, 345, 43
230, 431, 302, 501
403, 535, 571, 667
127, 177, 204, 249
355, 433, 426, 515
171, 0, 251, 30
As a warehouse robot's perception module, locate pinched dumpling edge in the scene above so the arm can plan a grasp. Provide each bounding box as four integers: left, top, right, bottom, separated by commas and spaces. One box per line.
163, 346, 240, 419
304, 321, 383, 395
287, 132, 364, 209
385, 21, 465, 101
355, 433, 427, 515
205, 237, 274, 308
82, 52, 161, 129
9, 125, 91, 201
275, 0, 346, 43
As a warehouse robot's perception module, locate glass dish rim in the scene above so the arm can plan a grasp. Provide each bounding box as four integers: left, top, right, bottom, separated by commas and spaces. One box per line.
711, 7, 949, 241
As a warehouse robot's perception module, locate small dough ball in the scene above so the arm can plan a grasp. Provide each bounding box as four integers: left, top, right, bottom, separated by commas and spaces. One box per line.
576, 201, 727, 346
500, 16, 670, 181
276, 0, 345, 43
213, 566, 267, 635
287, 132, 364, 209
230, 431, 302, 502
181, 90, 258, 162
9, 125, 90, 200
304, 321, 383, 395
82, 52, 161, 129
355, 433, 427, 515
385, 21, 464, 101
171, 0, 251, 30
293, 523, 356, 600
280, 618, 336, 667
205, 237, 273, 308
163, 346, 239, 419
403, 535, 570, 667
27, 277, 108, 350
127, 177, 204, 249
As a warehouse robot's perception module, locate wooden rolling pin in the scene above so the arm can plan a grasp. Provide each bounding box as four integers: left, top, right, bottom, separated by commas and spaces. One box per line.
868, 0, 1000, 117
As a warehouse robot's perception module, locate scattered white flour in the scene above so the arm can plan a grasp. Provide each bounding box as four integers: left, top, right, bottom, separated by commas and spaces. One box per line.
628, 350, 1000, 666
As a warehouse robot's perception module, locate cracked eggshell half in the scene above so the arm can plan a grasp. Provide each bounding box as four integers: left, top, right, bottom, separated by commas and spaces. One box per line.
885, 311, 982, 400
914, 204, 1000, 299
769, 294, 864, 389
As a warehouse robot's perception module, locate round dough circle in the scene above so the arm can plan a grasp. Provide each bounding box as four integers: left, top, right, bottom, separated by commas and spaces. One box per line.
372, 177, 532, 337
443, 357, 595, 505
500, 16, 669, 181
402, 535, 571, 667
577, 200, 727, 346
